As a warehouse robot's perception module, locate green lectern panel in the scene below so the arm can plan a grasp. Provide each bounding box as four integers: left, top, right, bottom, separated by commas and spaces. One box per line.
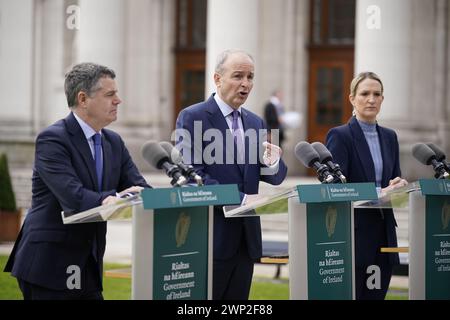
298, 183, 377, 203
420, 179, 450, 196
425, 195, 450, 300
142, 184, 240, 209
152, 207, 208, 300
307, 202, 353, 300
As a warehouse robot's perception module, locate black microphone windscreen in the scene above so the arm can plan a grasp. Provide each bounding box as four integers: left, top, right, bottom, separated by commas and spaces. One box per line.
294, 141, 320, 168
412, 143, 436, 165
159, 141, 183, 164
311, 142, 333, 163
141, 140, 169, 169
426, 143, 446, 162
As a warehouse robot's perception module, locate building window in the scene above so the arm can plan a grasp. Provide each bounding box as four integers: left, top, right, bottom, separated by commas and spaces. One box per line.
311, 0, 355, 45
176, 0, 207, 49
316, 67, 343, 125
307, 0, 355, 145
174, 0, 207, 121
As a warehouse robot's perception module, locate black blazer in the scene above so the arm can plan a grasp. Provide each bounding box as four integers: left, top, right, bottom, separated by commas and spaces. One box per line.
326, 116, 400, 266
264, 102, 284, 144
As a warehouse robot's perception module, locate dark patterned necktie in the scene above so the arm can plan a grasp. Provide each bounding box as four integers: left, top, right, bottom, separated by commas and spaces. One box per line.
231, 110, 245, 164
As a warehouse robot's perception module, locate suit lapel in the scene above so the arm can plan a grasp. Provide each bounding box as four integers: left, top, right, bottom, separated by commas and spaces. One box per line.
349, 117, 375, 182
205, 97, 244, 174
205, 99, 231, 135
65, 112, 99, 191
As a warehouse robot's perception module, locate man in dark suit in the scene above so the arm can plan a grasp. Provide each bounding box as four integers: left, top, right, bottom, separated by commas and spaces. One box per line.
4, 63, 150, 300
264, 90, 285, 148
175, 50, 287, 300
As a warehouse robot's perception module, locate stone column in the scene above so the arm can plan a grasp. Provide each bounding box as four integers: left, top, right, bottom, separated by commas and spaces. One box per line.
77, 0, 125, 95
0, 0, 33, 169
37, 0, 68, 127
205, 0, 260, 111
355, 0, 442, 179
0, 0, 34, 139
355, 0, 415, 124
122, 0, 162, 129
121, 0, 174, 134
436, 0, 450, 155
258, 0, 310, 175
119, 0, 176, 170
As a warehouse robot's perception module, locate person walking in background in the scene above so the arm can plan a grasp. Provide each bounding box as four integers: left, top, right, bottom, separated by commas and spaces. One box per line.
176, 49, 287, 300
325, 71, 408, 300
4, 63, 150, 300
264, 90, 286, 148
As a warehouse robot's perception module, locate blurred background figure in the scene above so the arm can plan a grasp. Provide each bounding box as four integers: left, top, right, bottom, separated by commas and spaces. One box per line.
264, 90, 286, 149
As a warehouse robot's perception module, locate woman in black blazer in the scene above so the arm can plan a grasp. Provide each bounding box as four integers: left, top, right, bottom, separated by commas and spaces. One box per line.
326, 72, 408, 300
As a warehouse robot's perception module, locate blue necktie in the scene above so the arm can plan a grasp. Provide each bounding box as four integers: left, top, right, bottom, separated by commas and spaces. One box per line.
231, 110, 245, 165
91, 133, 103, 261
92, 133, 103, 191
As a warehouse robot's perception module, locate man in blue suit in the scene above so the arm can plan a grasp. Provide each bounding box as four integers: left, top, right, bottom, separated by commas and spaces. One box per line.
4, 63, 150, 299
176, 50, 287, 300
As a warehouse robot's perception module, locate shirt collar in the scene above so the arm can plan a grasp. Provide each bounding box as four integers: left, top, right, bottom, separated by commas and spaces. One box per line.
357, 118, 377, 132
72, 112, 101, 140
214, 93, 242, 118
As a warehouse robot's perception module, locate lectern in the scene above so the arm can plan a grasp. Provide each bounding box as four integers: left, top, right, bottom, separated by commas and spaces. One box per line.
62, 184, 240, 300
409, 179, 450, 300
357, 179, 450, 300
224, 182, 378, 300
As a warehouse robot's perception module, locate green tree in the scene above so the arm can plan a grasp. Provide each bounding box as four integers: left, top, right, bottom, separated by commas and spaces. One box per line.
0, 154, 17, 211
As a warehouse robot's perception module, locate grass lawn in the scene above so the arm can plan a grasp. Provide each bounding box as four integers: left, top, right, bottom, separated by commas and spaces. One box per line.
255, 198, 288, 215
250, 278, 289, 300
0, 255, 132, 300
0, 255, 22, 300
0, 255, 406, 300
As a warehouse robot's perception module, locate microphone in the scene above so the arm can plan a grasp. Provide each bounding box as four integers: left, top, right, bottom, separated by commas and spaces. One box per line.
294, 141, 335, 183
141, 141, 188, 187
426, 142, 450, 173
412, 143, 450, 179
311, 142, 347, 183
159, 141, 203, 186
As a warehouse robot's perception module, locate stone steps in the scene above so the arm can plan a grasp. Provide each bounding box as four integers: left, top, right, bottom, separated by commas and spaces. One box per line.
10, 168, 32, 210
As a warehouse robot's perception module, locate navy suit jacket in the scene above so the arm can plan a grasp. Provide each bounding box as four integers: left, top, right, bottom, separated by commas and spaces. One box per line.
326, 116, 400, 266
4, 112, 149, 290
176, 95, 287, 260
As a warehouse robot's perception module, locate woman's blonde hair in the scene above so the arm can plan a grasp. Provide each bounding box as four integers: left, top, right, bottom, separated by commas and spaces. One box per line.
350, 71, 384, 97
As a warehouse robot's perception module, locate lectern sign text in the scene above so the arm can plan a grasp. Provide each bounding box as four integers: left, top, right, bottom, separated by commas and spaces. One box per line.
307, 202, 353, 299
153, 207, 209, 300
142, 184, 240, 209
425, 195, 450, 299
297, 183, 377, 203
